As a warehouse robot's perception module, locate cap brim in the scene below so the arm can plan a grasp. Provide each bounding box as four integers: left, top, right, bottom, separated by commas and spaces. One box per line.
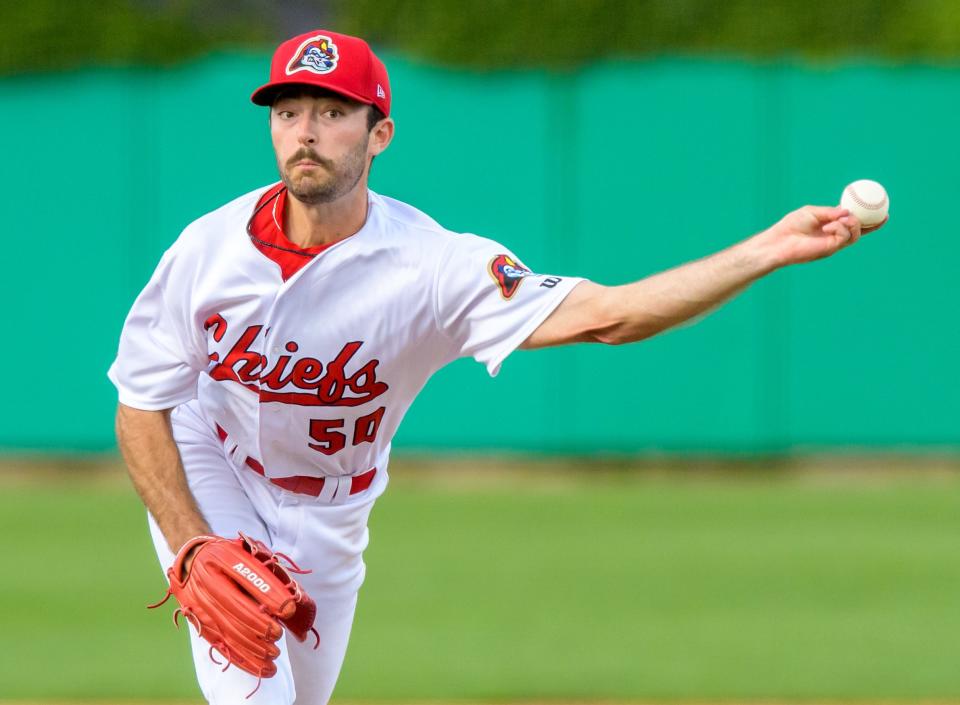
250, 79, 376, 107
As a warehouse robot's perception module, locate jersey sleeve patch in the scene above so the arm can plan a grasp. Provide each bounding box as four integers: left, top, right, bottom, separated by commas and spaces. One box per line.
488, 254, 537, 300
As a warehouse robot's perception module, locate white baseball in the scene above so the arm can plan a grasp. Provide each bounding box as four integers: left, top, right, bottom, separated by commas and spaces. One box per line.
840, 179, 889, 228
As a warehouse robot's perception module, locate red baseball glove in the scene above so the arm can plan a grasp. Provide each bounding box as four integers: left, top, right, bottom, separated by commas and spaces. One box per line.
149, 532, 318, 691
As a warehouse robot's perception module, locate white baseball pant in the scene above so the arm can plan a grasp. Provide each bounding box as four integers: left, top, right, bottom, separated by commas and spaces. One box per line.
147, 400, 387, 704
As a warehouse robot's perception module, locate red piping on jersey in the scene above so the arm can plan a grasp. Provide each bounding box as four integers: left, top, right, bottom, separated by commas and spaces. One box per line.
247, 184, 334, 281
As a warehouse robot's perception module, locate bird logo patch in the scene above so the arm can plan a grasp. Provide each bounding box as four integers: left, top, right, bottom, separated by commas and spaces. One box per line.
489, 254, 535, 300
286, 35, 339, 76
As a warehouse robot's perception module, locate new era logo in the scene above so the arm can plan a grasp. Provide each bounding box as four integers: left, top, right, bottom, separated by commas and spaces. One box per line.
376, 84, 386, 99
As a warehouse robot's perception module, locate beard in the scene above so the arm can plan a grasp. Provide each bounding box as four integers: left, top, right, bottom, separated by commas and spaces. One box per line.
279, 138, 368, 205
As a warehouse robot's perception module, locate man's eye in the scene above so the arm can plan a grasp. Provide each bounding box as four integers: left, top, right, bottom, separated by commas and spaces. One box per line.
278, 110, 295, 119
327, 109, 342, 118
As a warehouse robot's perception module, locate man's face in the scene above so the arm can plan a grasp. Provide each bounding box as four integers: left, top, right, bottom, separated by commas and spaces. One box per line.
270, 91, 375, 204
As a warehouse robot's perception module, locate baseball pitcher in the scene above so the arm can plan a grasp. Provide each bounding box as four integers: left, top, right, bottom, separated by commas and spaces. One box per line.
109, 29, 884, 704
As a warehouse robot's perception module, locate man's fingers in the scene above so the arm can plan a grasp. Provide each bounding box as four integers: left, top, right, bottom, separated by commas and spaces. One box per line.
840, 215, 862, 239
823, 221, 853, 242
806, 205, 849, 223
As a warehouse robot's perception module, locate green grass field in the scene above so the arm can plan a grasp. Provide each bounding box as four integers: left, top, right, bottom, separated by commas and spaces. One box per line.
2, 457, 959, 703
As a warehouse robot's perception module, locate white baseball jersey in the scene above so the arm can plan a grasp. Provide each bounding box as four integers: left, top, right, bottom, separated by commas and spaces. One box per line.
109, 184, 583, 480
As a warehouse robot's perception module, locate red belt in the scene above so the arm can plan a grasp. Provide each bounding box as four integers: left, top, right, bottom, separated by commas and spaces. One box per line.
216, 425, 376, 498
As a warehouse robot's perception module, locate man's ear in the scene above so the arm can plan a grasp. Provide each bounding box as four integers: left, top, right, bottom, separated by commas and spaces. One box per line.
370, 118, 395, 156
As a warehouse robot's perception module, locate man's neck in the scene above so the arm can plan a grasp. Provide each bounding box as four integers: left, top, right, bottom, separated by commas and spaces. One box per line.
284, 185, 369, 248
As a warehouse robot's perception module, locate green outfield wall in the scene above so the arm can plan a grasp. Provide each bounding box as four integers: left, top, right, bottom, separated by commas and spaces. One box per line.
3, 53, 954, 452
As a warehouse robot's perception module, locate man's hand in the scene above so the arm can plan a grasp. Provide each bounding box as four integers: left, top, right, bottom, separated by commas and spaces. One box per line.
753, 205, 886, 268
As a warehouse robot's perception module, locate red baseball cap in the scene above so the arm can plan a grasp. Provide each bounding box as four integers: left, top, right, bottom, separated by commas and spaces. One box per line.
251, 30, 391, 116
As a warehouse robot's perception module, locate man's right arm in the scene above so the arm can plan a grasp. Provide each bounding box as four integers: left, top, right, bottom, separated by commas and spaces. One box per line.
521, 206, 872, 350
115, 403, 211, 558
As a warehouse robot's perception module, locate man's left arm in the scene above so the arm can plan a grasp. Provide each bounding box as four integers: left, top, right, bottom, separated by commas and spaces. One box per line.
523, 205, 880, 349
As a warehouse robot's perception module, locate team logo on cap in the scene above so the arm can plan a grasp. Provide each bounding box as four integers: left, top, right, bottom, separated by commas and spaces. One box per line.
489, 254, 535, 300
286, 34, 339, 76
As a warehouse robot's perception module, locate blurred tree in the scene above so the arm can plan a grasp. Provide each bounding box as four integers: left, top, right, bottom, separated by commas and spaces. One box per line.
4, 0, 960, 74
336, 0, 960, 66
0, 0, 273, 75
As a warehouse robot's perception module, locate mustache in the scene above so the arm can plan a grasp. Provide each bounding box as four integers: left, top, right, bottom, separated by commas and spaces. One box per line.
286, 149, 331, 169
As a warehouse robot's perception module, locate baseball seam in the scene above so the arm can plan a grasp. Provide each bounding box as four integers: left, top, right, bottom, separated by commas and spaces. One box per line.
847, 186, 888, 210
